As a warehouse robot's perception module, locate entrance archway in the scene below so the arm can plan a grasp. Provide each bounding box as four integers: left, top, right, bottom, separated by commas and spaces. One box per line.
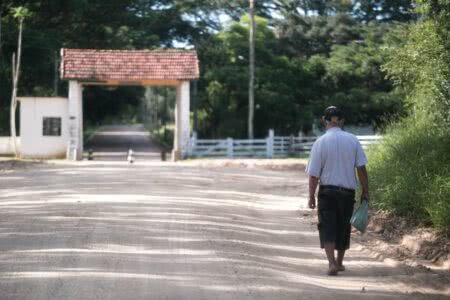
60, 48, 199, 161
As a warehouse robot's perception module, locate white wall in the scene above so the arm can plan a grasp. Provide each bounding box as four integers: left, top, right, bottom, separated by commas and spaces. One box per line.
0, 137, 21, 155
68, 81, 83, 160
19, 97, 69, 159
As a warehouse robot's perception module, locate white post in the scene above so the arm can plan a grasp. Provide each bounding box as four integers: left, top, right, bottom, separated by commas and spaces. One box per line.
188, 131, 197, 157
172, 81, 190, 161
67, 81, 83, 160
188, 136, 192, 157
266, 129, 274, 158
227, 138, 233, 158
289, 135, 294, 154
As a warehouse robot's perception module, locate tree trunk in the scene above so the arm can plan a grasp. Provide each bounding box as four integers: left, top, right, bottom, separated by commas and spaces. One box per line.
248, 0, 255, 139
0, 15, 3, 54
10, 53, 17, 156
10, 17, 23, 158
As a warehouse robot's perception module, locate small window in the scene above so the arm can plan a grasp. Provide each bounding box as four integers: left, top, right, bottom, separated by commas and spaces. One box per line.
43, 117, 62, 136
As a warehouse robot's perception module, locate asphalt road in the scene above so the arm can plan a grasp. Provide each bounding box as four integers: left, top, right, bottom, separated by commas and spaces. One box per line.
85, 124, 164, 161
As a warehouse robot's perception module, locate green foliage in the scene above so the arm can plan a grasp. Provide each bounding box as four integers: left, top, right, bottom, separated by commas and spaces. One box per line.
196, 15, 315, 138
83, 86, 145, 127
320, 23, 403, 126
369, 1, 450, 230
11, 6, 32, 19
276, 14, 362, 56
0, 0, 202, 133
383, 21, 450, 123
368, 122, 450, 229
274, 16, 403, 130
353, 0, 415, 23
0, 0, 415, 136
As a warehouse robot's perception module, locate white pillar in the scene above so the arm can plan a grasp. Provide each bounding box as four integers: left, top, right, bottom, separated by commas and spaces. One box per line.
266, 129, 274, 158
67, 81, 83, 160
172, 81, 190, 160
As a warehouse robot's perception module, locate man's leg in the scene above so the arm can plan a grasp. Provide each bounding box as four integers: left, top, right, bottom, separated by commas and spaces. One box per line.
318, 190, 339, 275
337, 250, 346, 271
335, 193, 355, 272
324, 243, 338, 275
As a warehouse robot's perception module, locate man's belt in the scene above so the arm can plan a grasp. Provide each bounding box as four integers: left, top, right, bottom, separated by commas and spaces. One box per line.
320, 185, 355, 193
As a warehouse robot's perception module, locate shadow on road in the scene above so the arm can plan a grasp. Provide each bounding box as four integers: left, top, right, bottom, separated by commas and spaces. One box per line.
0, 164, 448, 299
85, 124, 165, 162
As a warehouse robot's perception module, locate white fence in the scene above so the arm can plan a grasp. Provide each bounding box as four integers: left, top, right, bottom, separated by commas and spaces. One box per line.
188, 130, 382, 158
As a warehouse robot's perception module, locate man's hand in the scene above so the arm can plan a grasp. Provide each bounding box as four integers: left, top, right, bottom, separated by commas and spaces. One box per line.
362, 192, 369, 199
308, 176, 319, 209
357, 166, 369, 203
362, 193, 370, 203
308, 196, 316, 209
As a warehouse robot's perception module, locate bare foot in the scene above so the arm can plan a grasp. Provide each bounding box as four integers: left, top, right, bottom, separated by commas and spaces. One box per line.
327, 265, 338, 276
337, 265, 346, 272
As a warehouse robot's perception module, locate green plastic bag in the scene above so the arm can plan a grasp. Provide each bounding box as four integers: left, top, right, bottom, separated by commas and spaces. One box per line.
350, 198, 369, 233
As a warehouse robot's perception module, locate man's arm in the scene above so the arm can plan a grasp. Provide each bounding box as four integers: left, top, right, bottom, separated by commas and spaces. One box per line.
308, 176, 319, 209
356, 165, 369, 201
306, 139, 321, 209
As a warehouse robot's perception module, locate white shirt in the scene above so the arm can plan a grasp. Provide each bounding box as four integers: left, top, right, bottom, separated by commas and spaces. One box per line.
306, 127, 368, 190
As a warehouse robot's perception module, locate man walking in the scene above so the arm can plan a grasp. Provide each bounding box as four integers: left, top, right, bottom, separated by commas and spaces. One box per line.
306, 106, 369, 276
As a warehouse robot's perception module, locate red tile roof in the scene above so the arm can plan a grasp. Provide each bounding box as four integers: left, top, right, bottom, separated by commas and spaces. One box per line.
60, 48, 199, 82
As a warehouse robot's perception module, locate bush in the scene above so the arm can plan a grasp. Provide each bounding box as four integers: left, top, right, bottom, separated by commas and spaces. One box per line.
369, 1, 450, 231
367, 120, 450, 229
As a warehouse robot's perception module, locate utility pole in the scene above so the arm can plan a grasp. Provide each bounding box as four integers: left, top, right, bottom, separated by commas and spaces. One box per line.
248, 0, 255, 139
0, 12, 3, 55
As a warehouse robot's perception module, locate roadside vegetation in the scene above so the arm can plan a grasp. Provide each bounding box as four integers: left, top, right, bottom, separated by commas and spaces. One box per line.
1, 1, 415, 138
148, 125, 174, 152
141, 87, 176, 150
368, 1, 450, 230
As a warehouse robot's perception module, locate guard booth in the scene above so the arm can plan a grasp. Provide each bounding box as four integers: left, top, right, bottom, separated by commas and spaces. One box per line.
60, 48, 199, 161
18, 97, 69, 159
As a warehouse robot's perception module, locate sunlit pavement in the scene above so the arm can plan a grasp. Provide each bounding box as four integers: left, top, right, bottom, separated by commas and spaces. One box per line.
85, 124, 164, 161
0, 163, 449, 299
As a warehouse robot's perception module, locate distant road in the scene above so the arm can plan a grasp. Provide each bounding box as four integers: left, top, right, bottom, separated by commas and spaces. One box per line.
85, 124, 164, 161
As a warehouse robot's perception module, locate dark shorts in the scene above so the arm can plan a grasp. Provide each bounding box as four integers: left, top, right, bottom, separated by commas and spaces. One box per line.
317, 187, 355, 250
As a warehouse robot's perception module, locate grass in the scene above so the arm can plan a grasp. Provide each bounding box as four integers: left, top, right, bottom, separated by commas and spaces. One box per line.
367, 120, 450, 230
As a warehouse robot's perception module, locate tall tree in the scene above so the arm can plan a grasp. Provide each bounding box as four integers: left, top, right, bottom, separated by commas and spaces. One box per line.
10, 6, 31, 157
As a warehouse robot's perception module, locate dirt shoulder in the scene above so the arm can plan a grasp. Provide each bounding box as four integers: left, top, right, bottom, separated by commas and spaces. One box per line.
183, 158, 450, 273
354, 211, 449, 271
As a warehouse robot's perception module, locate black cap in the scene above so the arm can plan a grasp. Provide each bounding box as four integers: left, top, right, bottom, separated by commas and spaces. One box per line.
323, 106, 343, 121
